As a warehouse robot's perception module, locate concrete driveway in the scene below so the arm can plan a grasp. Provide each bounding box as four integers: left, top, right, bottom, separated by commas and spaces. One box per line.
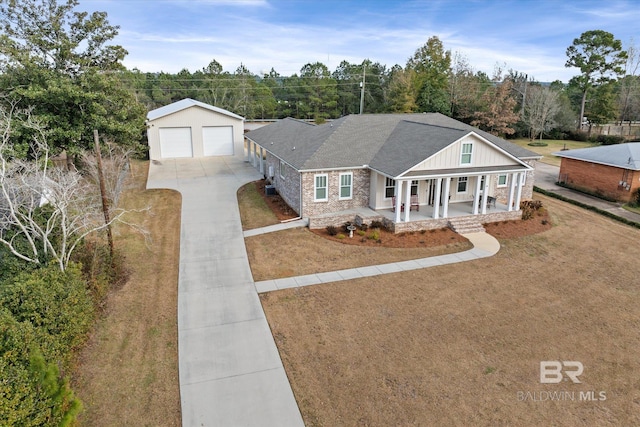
147, 157, 304, 427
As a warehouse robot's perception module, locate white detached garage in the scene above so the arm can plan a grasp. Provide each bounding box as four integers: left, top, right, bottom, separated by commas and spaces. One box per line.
146, 99, 244, 160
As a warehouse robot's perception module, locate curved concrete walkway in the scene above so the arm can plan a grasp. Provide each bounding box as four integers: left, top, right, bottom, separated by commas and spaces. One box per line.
253, 231, 500, 293
147, 157, 304, 427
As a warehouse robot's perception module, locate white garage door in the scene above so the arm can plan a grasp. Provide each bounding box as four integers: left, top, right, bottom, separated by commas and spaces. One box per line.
159, 127, 193, 158
203, 126, 234, 156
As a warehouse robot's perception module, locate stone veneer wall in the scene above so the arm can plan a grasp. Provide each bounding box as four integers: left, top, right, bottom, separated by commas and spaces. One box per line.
493, 159, 538, 205
265, 152, 301, 215
301, 169, 370, 217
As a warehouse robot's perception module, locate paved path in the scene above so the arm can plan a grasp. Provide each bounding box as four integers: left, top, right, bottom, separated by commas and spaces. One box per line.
535, 162, 640, 223
147, 158, 304, 427
253, 231, 500, 293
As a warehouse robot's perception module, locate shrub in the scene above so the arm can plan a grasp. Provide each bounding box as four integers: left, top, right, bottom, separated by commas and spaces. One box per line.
0, 264, 95, 364
593, 134, 625, 145
336, 233, 346, 239
566, 129, 589, 142
357, 230, 366, 236
342, 221, 352, 232
631, 188, 640, 207
521, 200, 543, 220
369, 229, 380, 240
370, 220, 384, 229
359, 223, 368, 231
326, 225, 338, 236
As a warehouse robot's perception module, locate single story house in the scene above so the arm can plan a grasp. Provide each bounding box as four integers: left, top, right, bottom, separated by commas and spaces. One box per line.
245, 114, 541, 232
146, 98, 244, 160
554, 142, 640, 203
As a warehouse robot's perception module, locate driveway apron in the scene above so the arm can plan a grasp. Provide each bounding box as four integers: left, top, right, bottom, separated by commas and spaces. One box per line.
147, 158, 304, 427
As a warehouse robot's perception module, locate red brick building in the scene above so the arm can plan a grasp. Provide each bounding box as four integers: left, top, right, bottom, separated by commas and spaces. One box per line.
555, 143, 640, 203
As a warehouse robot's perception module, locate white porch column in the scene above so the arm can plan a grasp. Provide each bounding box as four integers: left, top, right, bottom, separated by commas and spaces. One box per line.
515, 172, 523, 210
404, 181, 412, 222
442, 177, 451, 218
247, 140, 252, 163
433, 178, 442, 219
473, 176, 482, 215
480, 175, 489, 215
253, 142, 259, 167
259, 147, 264, 174
394, 180, 403, 223
507, 172, 517, 211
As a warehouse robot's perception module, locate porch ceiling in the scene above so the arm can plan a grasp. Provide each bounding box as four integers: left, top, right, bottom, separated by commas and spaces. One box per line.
401, 164, 530, 179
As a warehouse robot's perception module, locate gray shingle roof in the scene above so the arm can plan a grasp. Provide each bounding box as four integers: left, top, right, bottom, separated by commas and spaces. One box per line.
246, 113, 540, 173
553, 142, 640, 170
147, 98, 244, 121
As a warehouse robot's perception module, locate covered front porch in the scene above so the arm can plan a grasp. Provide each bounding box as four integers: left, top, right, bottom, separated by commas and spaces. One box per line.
375, 165, 530, 225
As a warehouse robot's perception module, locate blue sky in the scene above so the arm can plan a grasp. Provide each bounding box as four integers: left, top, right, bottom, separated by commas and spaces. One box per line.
88, 0, 639, 82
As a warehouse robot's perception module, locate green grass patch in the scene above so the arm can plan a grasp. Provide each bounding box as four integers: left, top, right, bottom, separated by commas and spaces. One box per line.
511, 139, 595, 166
623, 204, 640, 215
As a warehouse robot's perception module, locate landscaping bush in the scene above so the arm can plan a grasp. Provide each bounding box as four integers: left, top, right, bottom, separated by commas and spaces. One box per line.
369, 229, 380, 241
369, 220, 384, 229
359, 223, 368, 231
521, 200, 543, 220
336, 233, 346, 239
590, 134, 625, 145
632, 188, 640, 207
566, 129, 589, 142
326, 225, 338, 236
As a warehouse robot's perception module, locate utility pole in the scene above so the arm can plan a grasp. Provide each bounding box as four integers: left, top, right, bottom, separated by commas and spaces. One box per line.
94, 129, 114, 259
359, 64, 366, 114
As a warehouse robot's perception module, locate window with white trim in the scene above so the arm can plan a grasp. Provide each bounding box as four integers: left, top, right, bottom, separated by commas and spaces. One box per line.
339, 173, 353, 200
314, 174, 328, 201
410, 180, 419, 196
461, 143, 473, 164
279, 159, 285, 179
385, 177, 395, 198
457, 176, 468, 193
497, 174, 508, 187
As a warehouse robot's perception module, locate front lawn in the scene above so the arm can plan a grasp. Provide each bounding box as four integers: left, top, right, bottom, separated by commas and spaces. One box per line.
511, 138, 595, 166
260, 195, 640, 426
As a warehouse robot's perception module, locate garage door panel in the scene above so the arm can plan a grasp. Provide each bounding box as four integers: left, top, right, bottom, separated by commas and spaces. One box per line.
159, 127, 193, 158
203, 126, 233, 156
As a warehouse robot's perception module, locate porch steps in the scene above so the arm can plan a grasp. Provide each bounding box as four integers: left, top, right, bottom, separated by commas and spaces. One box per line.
447, 217, 485, 234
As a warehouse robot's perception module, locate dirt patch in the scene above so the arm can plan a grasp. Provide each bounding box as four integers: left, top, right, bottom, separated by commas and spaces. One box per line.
72, 161, 181, 426
260, 195, 640, 426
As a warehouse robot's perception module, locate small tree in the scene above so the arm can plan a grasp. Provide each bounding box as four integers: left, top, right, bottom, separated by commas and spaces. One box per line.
471, 72, 520, 137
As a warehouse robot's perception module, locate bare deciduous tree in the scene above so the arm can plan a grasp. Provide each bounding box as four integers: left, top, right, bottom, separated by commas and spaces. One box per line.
523, 86, 561, 141
0, 106, 143, 271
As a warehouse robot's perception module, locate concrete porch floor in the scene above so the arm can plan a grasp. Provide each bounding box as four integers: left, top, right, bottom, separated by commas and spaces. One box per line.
376, 200, 512, 222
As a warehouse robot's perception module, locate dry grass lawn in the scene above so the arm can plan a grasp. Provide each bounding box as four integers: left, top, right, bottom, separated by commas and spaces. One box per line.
72, 161, 181, 426
260, 195, 640, 426
511, 138, 595, 166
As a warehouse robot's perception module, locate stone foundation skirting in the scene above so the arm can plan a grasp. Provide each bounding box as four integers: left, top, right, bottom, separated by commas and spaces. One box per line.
309, 210, 522, 232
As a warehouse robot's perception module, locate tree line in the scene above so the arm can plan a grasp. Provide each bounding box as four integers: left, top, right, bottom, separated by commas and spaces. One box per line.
121, 33, 638, 140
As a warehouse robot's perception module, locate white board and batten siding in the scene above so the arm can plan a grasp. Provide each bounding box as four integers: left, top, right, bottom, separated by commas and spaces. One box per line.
412, 134, 519, 171
146, 99, 244, 160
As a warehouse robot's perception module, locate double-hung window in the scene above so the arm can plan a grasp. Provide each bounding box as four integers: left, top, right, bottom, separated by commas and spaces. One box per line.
497, 174, 508, 187
410, 180, 419, 196
279, 159, 286, 179
461, 143, 473, 165
385, 177, 395, 198
457, 176, 468, 193
314, 174, 328, 201
339, 173, 352, 200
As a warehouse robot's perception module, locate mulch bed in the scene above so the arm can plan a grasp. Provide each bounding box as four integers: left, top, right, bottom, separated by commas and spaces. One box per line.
254, 180, 299, 221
